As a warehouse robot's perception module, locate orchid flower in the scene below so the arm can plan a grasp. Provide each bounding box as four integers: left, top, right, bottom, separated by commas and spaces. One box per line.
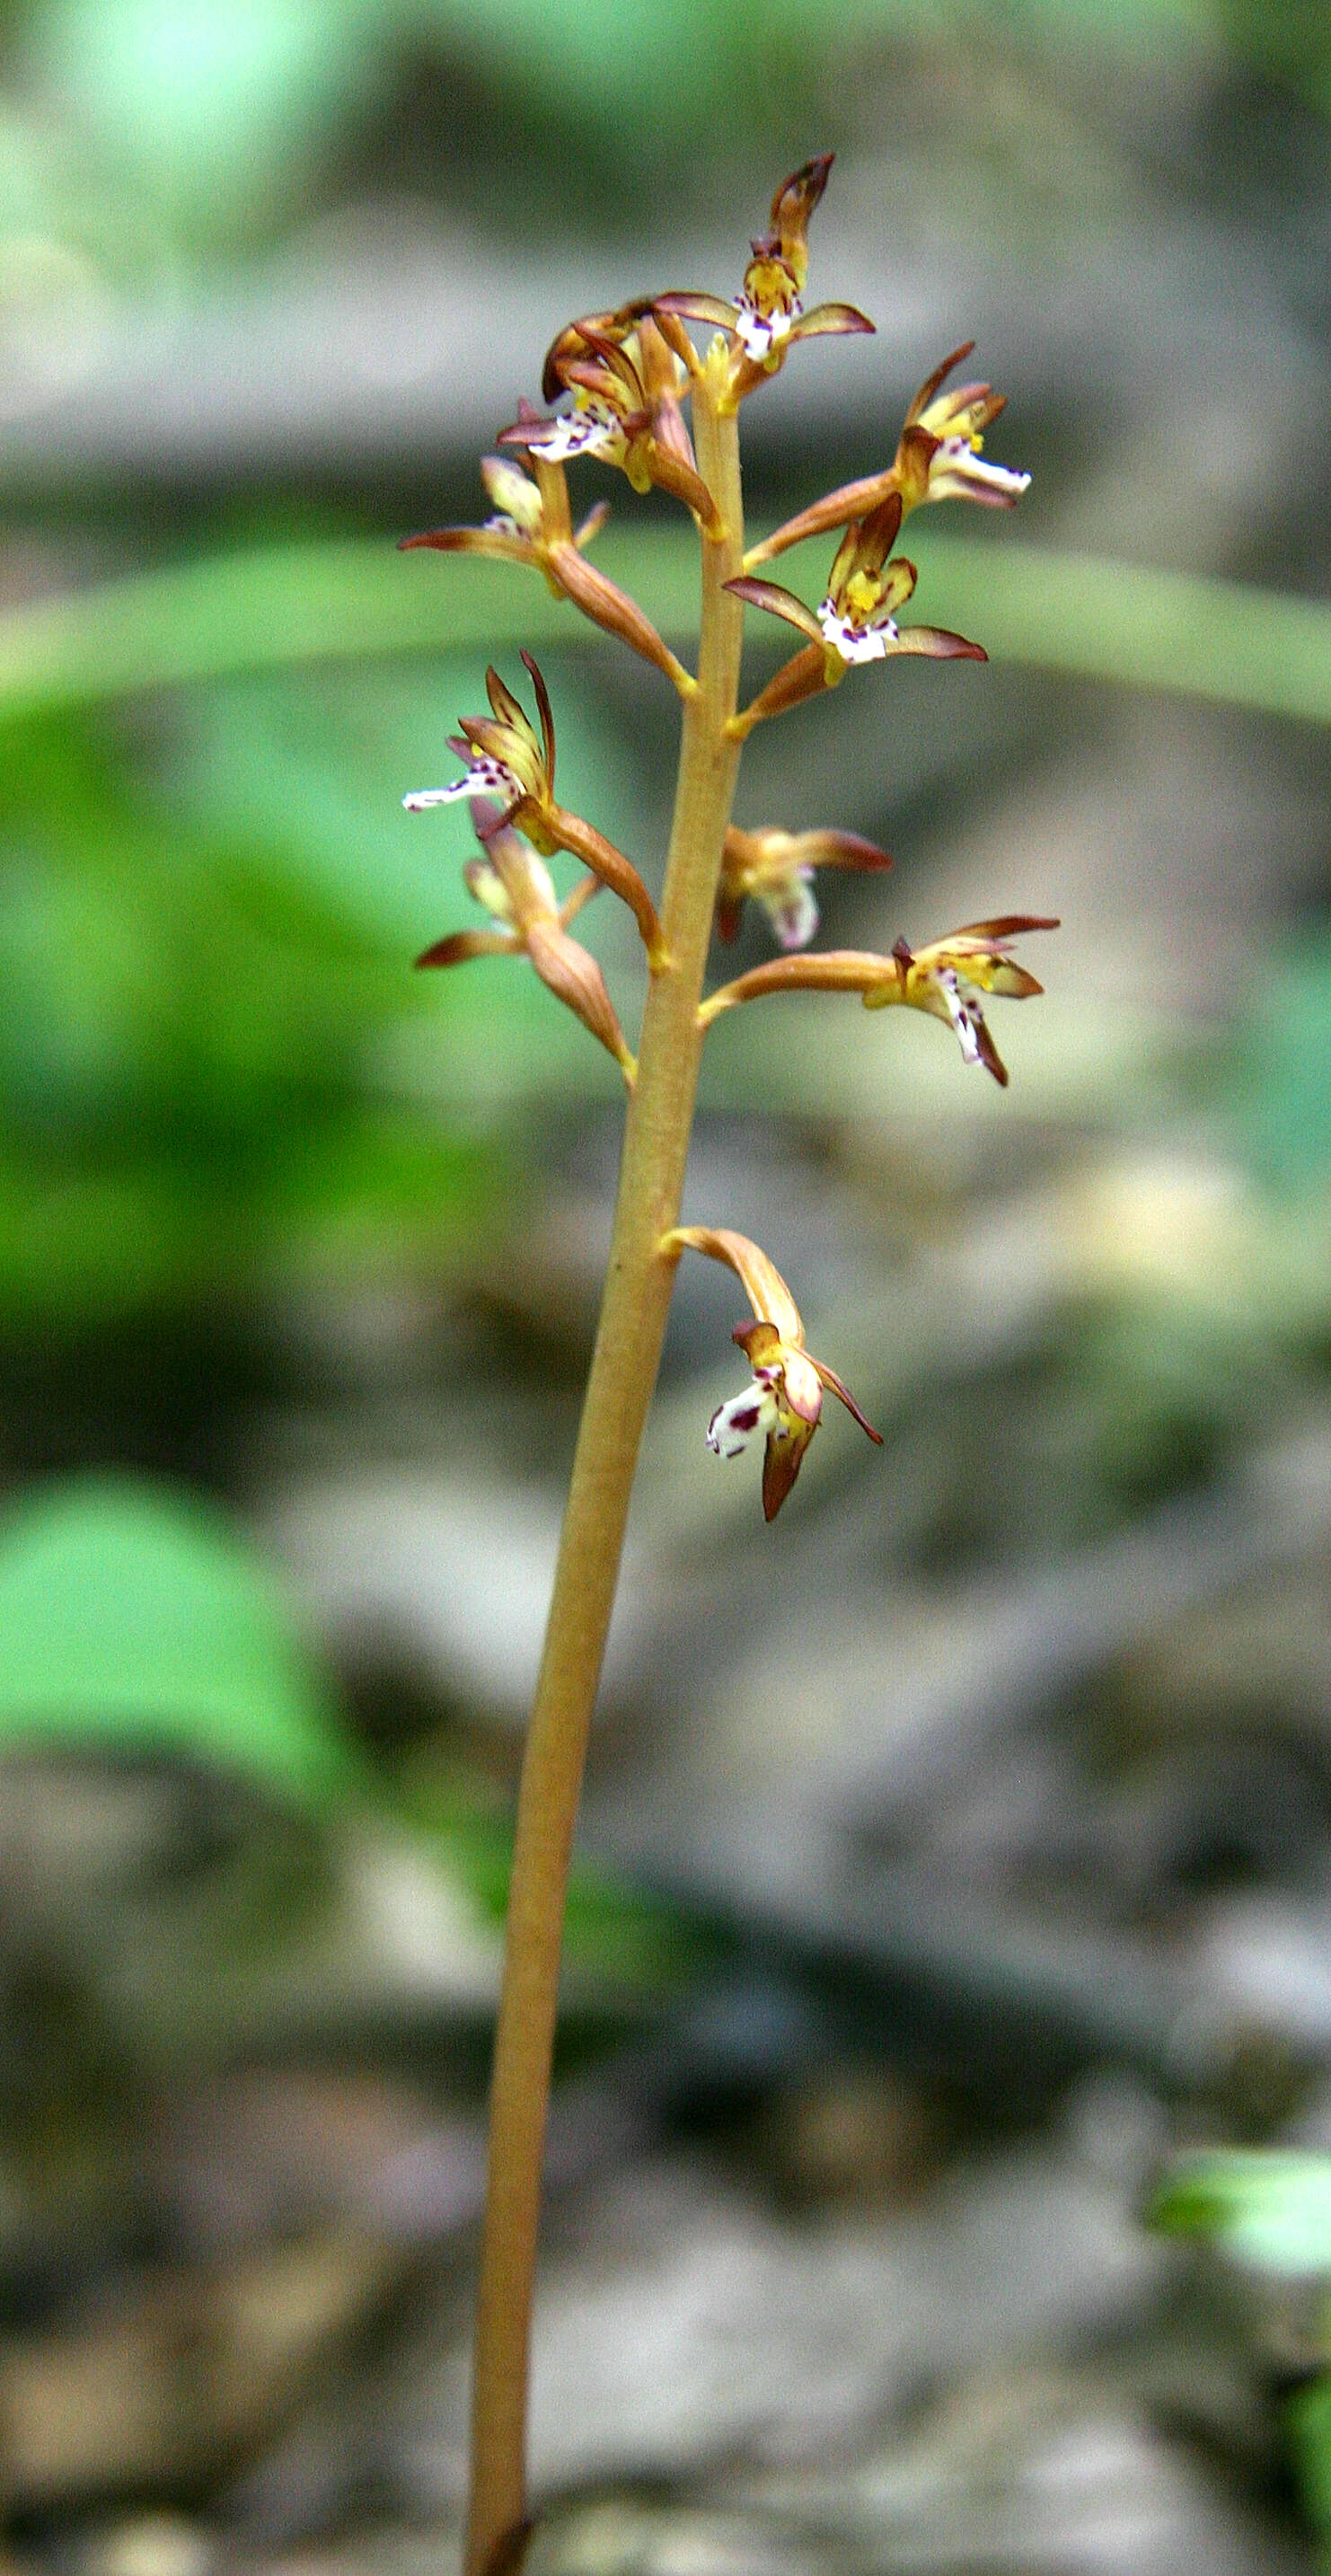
400, 425, 692, 694
716, 824, 892, 950
699, 916, 1059, 1086
402, 654, 666, 961
656, 155, 873, 401
745, 341, 1030, 570
663, 1224, 881, 1520
415, 802, 634, 1082
726, 492, 984, 734
502, 310, 722, 534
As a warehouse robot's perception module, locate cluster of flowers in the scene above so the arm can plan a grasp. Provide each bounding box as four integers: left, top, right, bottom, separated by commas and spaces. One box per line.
402, 157, 1053, 1515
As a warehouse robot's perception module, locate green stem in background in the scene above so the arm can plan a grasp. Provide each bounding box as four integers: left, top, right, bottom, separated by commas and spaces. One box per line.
6, 535, 1331, 730
463, 383, 745, 2576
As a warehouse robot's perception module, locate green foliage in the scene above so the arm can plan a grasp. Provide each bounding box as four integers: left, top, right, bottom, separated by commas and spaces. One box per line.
7, 534, 1331, 737
0, 1475, 366, 1805
0, 696, 514, 1323
16, 0, 1323, 265
1150, 2148, 1331, 2274
1236, 936, 1331, 1187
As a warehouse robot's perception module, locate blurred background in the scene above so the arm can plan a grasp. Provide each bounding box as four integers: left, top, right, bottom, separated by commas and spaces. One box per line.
4, 0, 1331, 2569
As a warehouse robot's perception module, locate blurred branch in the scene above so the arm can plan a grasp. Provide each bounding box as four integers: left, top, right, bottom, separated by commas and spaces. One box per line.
4, 534, 1331, 729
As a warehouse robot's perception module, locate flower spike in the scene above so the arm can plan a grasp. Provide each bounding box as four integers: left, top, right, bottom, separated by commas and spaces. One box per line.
717, 825, 892, 950
656, 154, 873, 407
400, 424, 693, 696
415, 803, 634, 1083
699, 917, 1059, 1086
403, 658, 666, 961
745, 340, 1030, 570
663, 1224, 881, 1520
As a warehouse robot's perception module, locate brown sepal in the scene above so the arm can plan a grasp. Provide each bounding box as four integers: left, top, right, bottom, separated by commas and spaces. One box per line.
905, 340, 976, 424
415, 927, 519, 970
889, 626, 987, 661
788, 301, 876, 341
654, 290, 742, 331
725, 575, 824, 644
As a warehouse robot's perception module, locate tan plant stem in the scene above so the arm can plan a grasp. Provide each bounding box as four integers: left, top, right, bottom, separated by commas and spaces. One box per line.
463, 384, 745, 2576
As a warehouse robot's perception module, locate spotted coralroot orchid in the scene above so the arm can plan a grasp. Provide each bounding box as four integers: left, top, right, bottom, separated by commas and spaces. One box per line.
727, 491, 984, 734
663, 1226, 882, 1520
408, 153, 1056, 2576
657, 154, 873, 397
402, 651, 665, 959
745, 341, 1031, 572
416, 801, 634, 1082
401, 429, 692, 695
717, 823, 893, 949
503, 310, 722, 534
700, 917, 1059, 1086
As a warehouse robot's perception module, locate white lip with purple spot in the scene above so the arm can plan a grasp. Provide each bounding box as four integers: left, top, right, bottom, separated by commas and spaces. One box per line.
817, 602, 897, 664
707, 1380, 780, 1458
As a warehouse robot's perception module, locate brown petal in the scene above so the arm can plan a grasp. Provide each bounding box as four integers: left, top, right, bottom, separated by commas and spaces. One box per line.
808, 1355, 884, 1443
950, 914, 1061, 938
525, 919, 634, 1076
665, 1227, 805, 1345
520, 651, 557, 781
414, 927, 520, 970
484, 666, 530, 732
984, 964, 1045, 997
572, 498, 612, 549
648, 304, 702, 375
791, 830, 893, 875
541, 308, 648, 402
724, 577, 824, 644
854, 490, 906, 571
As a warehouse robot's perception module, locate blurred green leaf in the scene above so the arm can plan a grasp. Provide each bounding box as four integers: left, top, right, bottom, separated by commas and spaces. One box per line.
4, 534, 1331, 732
0, 705, 507, 1323
0, 1475, 367, 1807
1287, 2372, 1331, 2550
172, 653, 648, 955
28, 0, 393, 242
1235, 937, 1331, 1187
1150, 2148, 1331, 2273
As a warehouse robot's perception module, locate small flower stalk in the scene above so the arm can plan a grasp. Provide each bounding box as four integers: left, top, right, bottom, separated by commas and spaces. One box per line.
400, 155, 1053, 2576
